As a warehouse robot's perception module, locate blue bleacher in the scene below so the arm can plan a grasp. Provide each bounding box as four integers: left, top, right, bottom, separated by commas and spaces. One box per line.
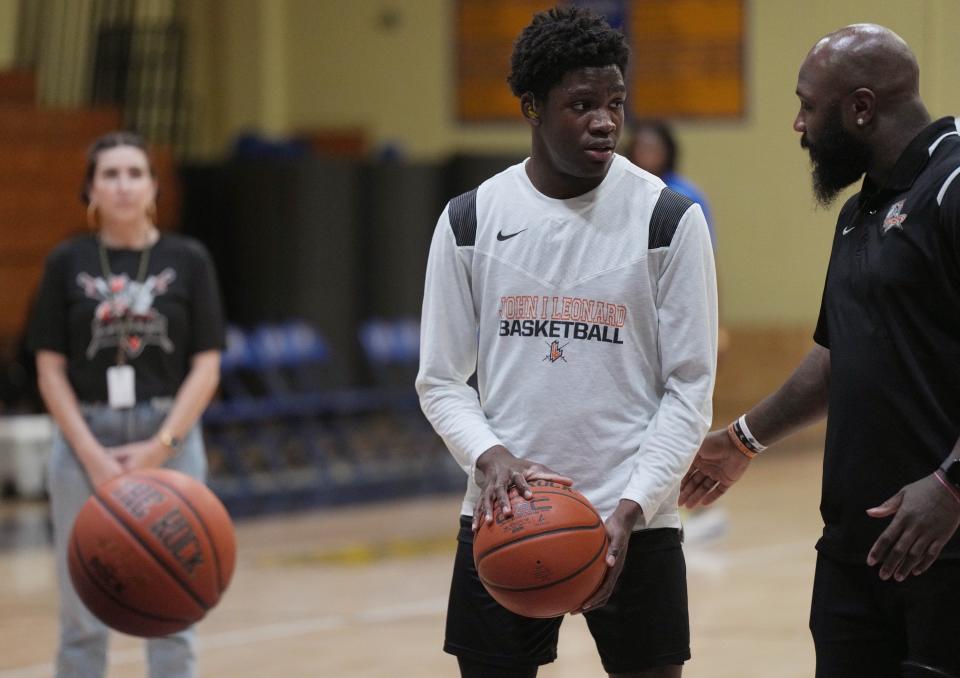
358, 317, 421, 409
203, 319, 461, 516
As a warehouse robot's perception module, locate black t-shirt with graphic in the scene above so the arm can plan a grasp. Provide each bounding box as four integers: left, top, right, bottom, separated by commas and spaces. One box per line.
28, 233, 226, 403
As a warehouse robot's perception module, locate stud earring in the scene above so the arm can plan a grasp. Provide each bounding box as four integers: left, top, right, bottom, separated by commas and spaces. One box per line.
857, 118, 864, 126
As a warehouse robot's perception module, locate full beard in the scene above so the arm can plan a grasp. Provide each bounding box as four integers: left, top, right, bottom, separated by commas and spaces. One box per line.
803, 106, 871, 208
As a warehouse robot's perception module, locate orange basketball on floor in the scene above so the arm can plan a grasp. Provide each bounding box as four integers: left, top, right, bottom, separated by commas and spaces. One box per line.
68, 469, 236, 637
473, 480, 608, 618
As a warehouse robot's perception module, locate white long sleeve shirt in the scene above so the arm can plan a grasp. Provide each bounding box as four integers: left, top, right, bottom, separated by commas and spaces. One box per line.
416, 154, 717, 529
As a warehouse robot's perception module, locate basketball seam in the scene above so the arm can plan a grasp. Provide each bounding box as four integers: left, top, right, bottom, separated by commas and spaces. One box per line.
479, 535, 608, 593
147, 474, 226, 595
71, 527, 196, 626
93, 492, 210, 612
474, 521, 602, 562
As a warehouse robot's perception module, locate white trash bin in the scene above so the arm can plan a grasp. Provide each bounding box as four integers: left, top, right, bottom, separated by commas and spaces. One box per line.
0, 415, 53, 499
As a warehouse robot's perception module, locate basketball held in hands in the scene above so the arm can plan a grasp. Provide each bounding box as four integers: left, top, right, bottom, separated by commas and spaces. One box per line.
473, 479, 608, 618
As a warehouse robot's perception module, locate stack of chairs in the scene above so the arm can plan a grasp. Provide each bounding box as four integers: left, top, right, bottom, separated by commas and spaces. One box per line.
203, 319, 460, 516
203, 322, 331, 514
355, 317, 461, 488
358, 317, 421, 408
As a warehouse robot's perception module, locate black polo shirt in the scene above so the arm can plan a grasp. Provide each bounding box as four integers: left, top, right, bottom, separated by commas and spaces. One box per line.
814, 116, 960, 562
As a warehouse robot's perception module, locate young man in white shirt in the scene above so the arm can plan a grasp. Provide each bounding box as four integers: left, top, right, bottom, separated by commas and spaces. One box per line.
417, 7, 717, 677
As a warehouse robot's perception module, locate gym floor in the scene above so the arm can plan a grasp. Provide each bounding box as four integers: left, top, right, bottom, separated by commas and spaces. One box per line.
0, 429, 824, 677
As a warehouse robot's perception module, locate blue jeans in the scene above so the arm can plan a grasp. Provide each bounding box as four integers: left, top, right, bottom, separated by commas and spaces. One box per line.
48, 400, 208, 678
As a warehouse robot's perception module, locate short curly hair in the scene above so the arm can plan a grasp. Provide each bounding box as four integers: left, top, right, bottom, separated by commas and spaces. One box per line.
507, 5, 630, 101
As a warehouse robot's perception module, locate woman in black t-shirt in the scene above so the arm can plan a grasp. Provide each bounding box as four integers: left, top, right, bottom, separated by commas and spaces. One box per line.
28, 132, 225, 678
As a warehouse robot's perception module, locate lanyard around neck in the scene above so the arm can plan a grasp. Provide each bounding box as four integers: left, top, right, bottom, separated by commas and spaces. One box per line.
98, 240, 152, 284
98, 240, 153, 365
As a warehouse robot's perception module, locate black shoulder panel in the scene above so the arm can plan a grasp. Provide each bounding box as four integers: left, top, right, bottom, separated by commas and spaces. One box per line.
648, 188, 694, 250
448, 188, 478, 247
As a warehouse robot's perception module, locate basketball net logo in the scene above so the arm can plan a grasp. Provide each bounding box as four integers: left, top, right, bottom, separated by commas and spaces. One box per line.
543, 340, 568, 363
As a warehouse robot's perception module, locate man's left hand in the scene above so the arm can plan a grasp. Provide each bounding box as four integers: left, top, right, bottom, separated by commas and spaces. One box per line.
572, 499, 640, 614
866, 474, 960, 581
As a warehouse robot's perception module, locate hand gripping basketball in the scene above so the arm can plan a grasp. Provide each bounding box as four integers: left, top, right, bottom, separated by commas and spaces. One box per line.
472, 445, 573, 530
573, 498, 641, 614
473, 479, 608, 618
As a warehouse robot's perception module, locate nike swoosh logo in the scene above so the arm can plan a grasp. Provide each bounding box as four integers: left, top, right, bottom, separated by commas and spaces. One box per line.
497, 229, 527, 241
842, 225, 857, 235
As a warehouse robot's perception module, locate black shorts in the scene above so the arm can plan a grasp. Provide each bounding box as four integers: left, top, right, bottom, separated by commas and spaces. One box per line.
810, 552, 960, 678
444, 516, 690, 674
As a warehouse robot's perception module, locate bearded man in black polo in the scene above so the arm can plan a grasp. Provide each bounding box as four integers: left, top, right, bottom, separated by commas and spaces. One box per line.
680, 24, 960, 678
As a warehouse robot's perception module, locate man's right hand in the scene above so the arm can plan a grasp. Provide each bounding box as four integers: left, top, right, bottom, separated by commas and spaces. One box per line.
472, 445, 573, 531
679, 429, 752, 508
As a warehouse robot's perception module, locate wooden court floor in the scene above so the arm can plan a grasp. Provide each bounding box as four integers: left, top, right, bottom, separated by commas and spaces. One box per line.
0, 429, 825, 678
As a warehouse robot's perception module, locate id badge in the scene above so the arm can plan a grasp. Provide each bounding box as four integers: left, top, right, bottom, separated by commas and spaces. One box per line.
107, 365, 136, 409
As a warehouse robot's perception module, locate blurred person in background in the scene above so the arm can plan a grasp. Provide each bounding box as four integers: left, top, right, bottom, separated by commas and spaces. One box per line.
628, 120, 729, 545
28, 131, 225, 678
627, 120, 715, 248
417, 6, 716, 677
